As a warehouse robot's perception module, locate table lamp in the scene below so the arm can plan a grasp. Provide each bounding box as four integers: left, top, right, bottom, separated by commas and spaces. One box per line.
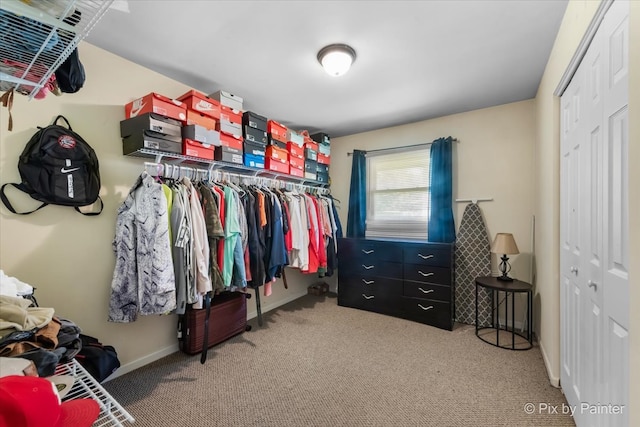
491, 233, 519, 281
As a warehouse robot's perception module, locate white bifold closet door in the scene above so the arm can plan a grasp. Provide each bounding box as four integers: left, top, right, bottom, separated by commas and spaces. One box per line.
560, 1, 629, 426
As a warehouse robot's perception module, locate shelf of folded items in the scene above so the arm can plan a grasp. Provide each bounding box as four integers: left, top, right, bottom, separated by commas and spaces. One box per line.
0, 0, 114, 100
127, 147, 330, 190
55, 359, 134, 426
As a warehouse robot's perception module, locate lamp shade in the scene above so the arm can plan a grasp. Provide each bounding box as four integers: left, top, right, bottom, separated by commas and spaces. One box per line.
490, 233, 519, 255
317, 44, 356, 77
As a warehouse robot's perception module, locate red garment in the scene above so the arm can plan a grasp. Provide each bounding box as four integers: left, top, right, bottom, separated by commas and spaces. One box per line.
314, 197, 327, 269
213, 186, 225, 274
305, 195, 319, 274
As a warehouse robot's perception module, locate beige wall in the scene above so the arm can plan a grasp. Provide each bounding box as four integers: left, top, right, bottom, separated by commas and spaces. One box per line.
0, 42, 316, 377
330, 100, 536, 283
535, 0, 639, 424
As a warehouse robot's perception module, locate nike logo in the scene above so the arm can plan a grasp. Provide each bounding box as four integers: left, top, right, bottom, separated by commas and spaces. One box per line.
130, 100, 146, 117
61, 167, 80, 173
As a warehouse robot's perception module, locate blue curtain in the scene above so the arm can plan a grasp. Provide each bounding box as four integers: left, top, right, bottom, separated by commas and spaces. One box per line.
428, 137, 456, 242
346, 150, 367, 237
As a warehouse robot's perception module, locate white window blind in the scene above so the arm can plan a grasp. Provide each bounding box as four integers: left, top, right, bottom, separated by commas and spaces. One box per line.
365, 147, 430, 240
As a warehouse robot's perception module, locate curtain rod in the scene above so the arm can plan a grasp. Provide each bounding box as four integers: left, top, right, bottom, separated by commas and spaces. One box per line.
347, 138, 459, 156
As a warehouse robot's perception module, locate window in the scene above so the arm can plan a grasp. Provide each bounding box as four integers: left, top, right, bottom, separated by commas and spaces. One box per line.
365, 147, 430, 240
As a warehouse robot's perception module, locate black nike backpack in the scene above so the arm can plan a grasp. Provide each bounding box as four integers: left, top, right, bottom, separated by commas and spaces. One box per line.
0, 115, 103, 215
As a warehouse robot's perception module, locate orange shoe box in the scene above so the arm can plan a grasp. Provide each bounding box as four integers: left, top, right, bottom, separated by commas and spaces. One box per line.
266, 145, 289, 162
265, 157, 289, 174
289, 165, 304, 177
317, 153, 331, 165
305, 141, 319, 152
220, 105, 243, 125
125, 92, 187, 123
186, 109, 216, 130
183, 138, 215, 160
289, 155, 304, 170
219, 131, 243, 150
287, 142, 304, 159
267, 120, 288, 143
177, 90, 220, 119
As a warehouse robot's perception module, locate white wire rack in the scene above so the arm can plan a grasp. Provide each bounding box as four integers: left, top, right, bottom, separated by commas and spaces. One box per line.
0, 0, 114, 99
55, 359, 135, 427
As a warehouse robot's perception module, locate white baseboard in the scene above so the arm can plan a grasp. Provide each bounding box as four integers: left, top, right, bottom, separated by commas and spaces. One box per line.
103, 343, 179, 382
104, 289, 308, 382
539, 340, 561, 388
246, 288, 307, 320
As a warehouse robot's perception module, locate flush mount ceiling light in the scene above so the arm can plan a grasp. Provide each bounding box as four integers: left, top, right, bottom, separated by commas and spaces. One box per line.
317, 44, 356, 77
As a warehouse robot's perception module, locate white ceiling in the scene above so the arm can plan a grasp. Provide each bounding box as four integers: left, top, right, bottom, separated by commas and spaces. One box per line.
86, 0, 569, 138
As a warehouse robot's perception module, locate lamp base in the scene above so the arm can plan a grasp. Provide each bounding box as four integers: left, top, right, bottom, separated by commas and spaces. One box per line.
497, 275, 514, 282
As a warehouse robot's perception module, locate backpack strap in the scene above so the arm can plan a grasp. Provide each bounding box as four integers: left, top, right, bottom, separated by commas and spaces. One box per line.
74, 196, 103, 216
0, 183, 48, 215
52, 115, 72, 130
200, 291, 212, 364
1, 89, 14, 132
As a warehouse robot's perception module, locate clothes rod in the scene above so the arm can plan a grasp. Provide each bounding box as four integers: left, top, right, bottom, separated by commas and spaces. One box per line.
347, 138, 459, 156
143, 162, 330, 195
455, 198, 493, 203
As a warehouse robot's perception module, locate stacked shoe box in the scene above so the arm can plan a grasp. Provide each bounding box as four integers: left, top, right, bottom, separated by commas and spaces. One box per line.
209, 90, 244, 164
177, 90, 220, 160
286, 129, 305, 177
303, 133, 318, 181
121, 93, 186, 155
310, 132, 331, 184
242, 111, 268, 168
266, 120, 289, 173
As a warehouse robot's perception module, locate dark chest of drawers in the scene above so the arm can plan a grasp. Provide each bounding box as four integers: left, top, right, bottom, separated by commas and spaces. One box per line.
337, 238, 455, 330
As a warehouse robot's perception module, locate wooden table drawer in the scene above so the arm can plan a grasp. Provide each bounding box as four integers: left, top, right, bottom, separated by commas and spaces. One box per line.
403, 264, 451, 285
338, 276, 401, 312
338, 238, 403, 263
339, 260, 402, 279
403, 244, 452, 267
398, 298, 453, 330
402, 281, 451, 302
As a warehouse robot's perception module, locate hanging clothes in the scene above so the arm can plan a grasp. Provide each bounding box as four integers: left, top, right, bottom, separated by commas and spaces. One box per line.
109, 172, 176, 323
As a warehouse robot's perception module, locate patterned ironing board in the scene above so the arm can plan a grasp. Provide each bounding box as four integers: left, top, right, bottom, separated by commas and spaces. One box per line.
455, 203, 492, 326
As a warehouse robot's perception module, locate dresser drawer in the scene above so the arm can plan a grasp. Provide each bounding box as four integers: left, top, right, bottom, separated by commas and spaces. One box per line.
339, 260, 402, 279
402, 281, 451, 302
338, 276, 401, 312
398, 298, 453, 330
402, 244, 452, 267
403, 264, 451, 285
338, 238, 403, 263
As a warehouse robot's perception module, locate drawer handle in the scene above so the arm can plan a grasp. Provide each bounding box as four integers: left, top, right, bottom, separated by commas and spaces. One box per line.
418, 304, 434, 311
418, 254, 434, 260
418, 271, 434, 277
362, 249, 375, 254
362, 294, 375, 300
362, 265, 375, 270
418, 288, 434, 294
362, 279, 375, 285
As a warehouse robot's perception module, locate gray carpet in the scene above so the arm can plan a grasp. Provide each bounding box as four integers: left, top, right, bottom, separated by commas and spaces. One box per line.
104, 294, 574, 427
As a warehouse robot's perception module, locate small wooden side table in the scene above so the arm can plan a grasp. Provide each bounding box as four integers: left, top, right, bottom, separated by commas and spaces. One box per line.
475, 276, 533, 350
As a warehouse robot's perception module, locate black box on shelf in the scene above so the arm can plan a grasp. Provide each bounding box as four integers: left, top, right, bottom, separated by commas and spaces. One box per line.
268, 136, 286, 150
316, 172, 329, 183
304, 147, 318, 161
243, 139, 266, 156
310, 132, 330, 145
182, 124, 220, 146
304, 159, 318, 173
122, 130, 182, 155
243, 126, 267, 144
316, 163, 329, 174
120, 113, 182, 139
242, 111, 268, 131
214, 145, 243, 164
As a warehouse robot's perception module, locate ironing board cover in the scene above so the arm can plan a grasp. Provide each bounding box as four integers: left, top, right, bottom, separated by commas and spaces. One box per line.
455, 203, 492, 326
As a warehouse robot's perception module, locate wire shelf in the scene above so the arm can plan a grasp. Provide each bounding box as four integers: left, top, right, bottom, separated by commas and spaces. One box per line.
0, 0, 114, 99
55, 359, 134, 427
